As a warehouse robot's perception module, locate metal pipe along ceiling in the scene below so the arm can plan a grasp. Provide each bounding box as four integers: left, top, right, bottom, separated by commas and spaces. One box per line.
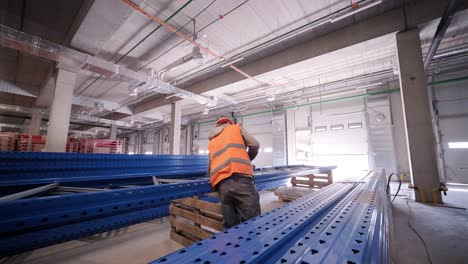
0, 103, 139, 129
171, 0, 380, 85
122, 0, 266, 86
423, 0, 460, 70
76, 0, 194, 97
0, 24, 215, 107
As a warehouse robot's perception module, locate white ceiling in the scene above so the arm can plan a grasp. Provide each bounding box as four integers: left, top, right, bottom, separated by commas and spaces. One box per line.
72, 0, 401, 103
2, 0, 468, 132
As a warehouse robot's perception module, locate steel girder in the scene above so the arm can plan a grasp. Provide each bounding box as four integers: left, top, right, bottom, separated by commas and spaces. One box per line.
151, 170, 390, 264
0, 166, 332, 256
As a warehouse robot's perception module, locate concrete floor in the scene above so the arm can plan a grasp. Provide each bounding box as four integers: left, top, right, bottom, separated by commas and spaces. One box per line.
1, 186, 467, 264
390, 184, 468, 264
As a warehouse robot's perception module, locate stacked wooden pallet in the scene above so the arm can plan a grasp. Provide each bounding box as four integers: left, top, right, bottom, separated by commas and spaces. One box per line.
66, 137, 80, 153
79, 138, 123, 154
0, 132, 18, 151
291, 171, 333, 188
169, 197, 224, 246
17, 134, 46, 152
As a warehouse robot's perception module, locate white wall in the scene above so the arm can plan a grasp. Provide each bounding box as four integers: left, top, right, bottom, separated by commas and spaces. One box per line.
432, 71, 468, 184
240, 113, 274, 168
293, 98, 370, 180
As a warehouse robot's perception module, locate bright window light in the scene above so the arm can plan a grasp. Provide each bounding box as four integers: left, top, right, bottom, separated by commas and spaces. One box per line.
448, 142, 468, 149
128, 152, 135, 155
331, 124, 344, 130
145, 151, 152, 155
315, 126, 327, 132
264, 148, 273, 153
348, 122, 362, 129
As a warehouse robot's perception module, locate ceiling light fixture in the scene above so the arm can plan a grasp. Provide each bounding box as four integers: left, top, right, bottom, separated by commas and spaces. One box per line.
220, 57, 244, 68
331, 0, 382, 23
355, 82, 383, 90
283, 19, 332, 42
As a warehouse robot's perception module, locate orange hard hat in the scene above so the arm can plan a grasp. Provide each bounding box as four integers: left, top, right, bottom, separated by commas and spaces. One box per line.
216, 117, 233, 126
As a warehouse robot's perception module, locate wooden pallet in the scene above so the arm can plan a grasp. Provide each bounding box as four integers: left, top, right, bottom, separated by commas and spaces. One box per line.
291, 171, 333, 189
169, 196, 224, 246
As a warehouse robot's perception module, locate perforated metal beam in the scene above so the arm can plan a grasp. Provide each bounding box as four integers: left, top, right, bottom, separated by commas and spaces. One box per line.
151, 170, 390, 264
0, 165, 332, 256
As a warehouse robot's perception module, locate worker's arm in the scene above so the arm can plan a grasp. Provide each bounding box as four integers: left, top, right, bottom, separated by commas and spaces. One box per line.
240, 127, 260, 161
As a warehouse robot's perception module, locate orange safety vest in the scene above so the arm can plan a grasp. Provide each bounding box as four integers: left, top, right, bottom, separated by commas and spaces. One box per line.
208, 124, 254, 188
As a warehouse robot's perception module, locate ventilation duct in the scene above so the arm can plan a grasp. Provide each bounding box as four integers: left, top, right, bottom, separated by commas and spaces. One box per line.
0, 24, 215, 106
158, 46, 205, 81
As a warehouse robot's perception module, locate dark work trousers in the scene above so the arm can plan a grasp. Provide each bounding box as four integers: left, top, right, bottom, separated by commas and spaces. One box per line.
216, 173, 261, 229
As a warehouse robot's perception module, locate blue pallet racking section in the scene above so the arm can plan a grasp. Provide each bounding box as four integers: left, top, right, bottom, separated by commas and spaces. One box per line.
151, 170, 390, 264
0, 162, 334, 257
0, 152, 209, 186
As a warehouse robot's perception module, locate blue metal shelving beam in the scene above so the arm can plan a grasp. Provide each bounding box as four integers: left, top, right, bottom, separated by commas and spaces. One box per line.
151, 170, 390, 264
0, 152, 208, 186
0, 165, 332, 257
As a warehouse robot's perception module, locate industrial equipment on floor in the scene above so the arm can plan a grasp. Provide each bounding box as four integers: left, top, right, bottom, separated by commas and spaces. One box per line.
152, 170, 390, 264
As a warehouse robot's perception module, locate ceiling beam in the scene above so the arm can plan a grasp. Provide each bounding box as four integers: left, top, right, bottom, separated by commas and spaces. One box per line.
132, 0, 468, 116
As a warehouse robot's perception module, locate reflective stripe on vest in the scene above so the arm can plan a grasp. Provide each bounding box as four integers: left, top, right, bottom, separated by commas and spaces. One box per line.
209, 157, 252, 177
211, 143, 246, 160
208, 124, 254, 187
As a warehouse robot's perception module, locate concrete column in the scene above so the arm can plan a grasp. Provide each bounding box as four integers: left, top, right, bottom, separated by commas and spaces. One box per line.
110, 124, 117, 140
272, 111, 287, 166
185, 124, 192, 155
45, 68, 76, 152
169, 102, 181, 155
286, 109, 296, 165
395, 30, 442, 203
29, 109, 42, 135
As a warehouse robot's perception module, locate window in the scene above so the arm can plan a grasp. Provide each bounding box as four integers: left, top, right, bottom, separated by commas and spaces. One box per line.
263, 147, 273, 153
315, 126, 327, 132
199, 149, 209, 154
331, 124, 344, 130
145, 151, 153, 155
348, 122, 363, 129
448, 142, 468, 149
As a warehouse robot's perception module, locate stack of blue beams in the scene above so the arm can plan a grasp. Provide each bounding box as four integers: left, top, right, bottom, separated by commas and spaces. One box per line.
0, 152, 208, 187
0, 166, 332, 256
151, 170, 390, 264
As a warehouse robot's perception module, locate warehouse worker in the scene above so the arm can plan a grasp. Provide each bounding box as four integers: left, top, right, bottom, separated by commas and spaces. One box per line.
208, 117, 261, 228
